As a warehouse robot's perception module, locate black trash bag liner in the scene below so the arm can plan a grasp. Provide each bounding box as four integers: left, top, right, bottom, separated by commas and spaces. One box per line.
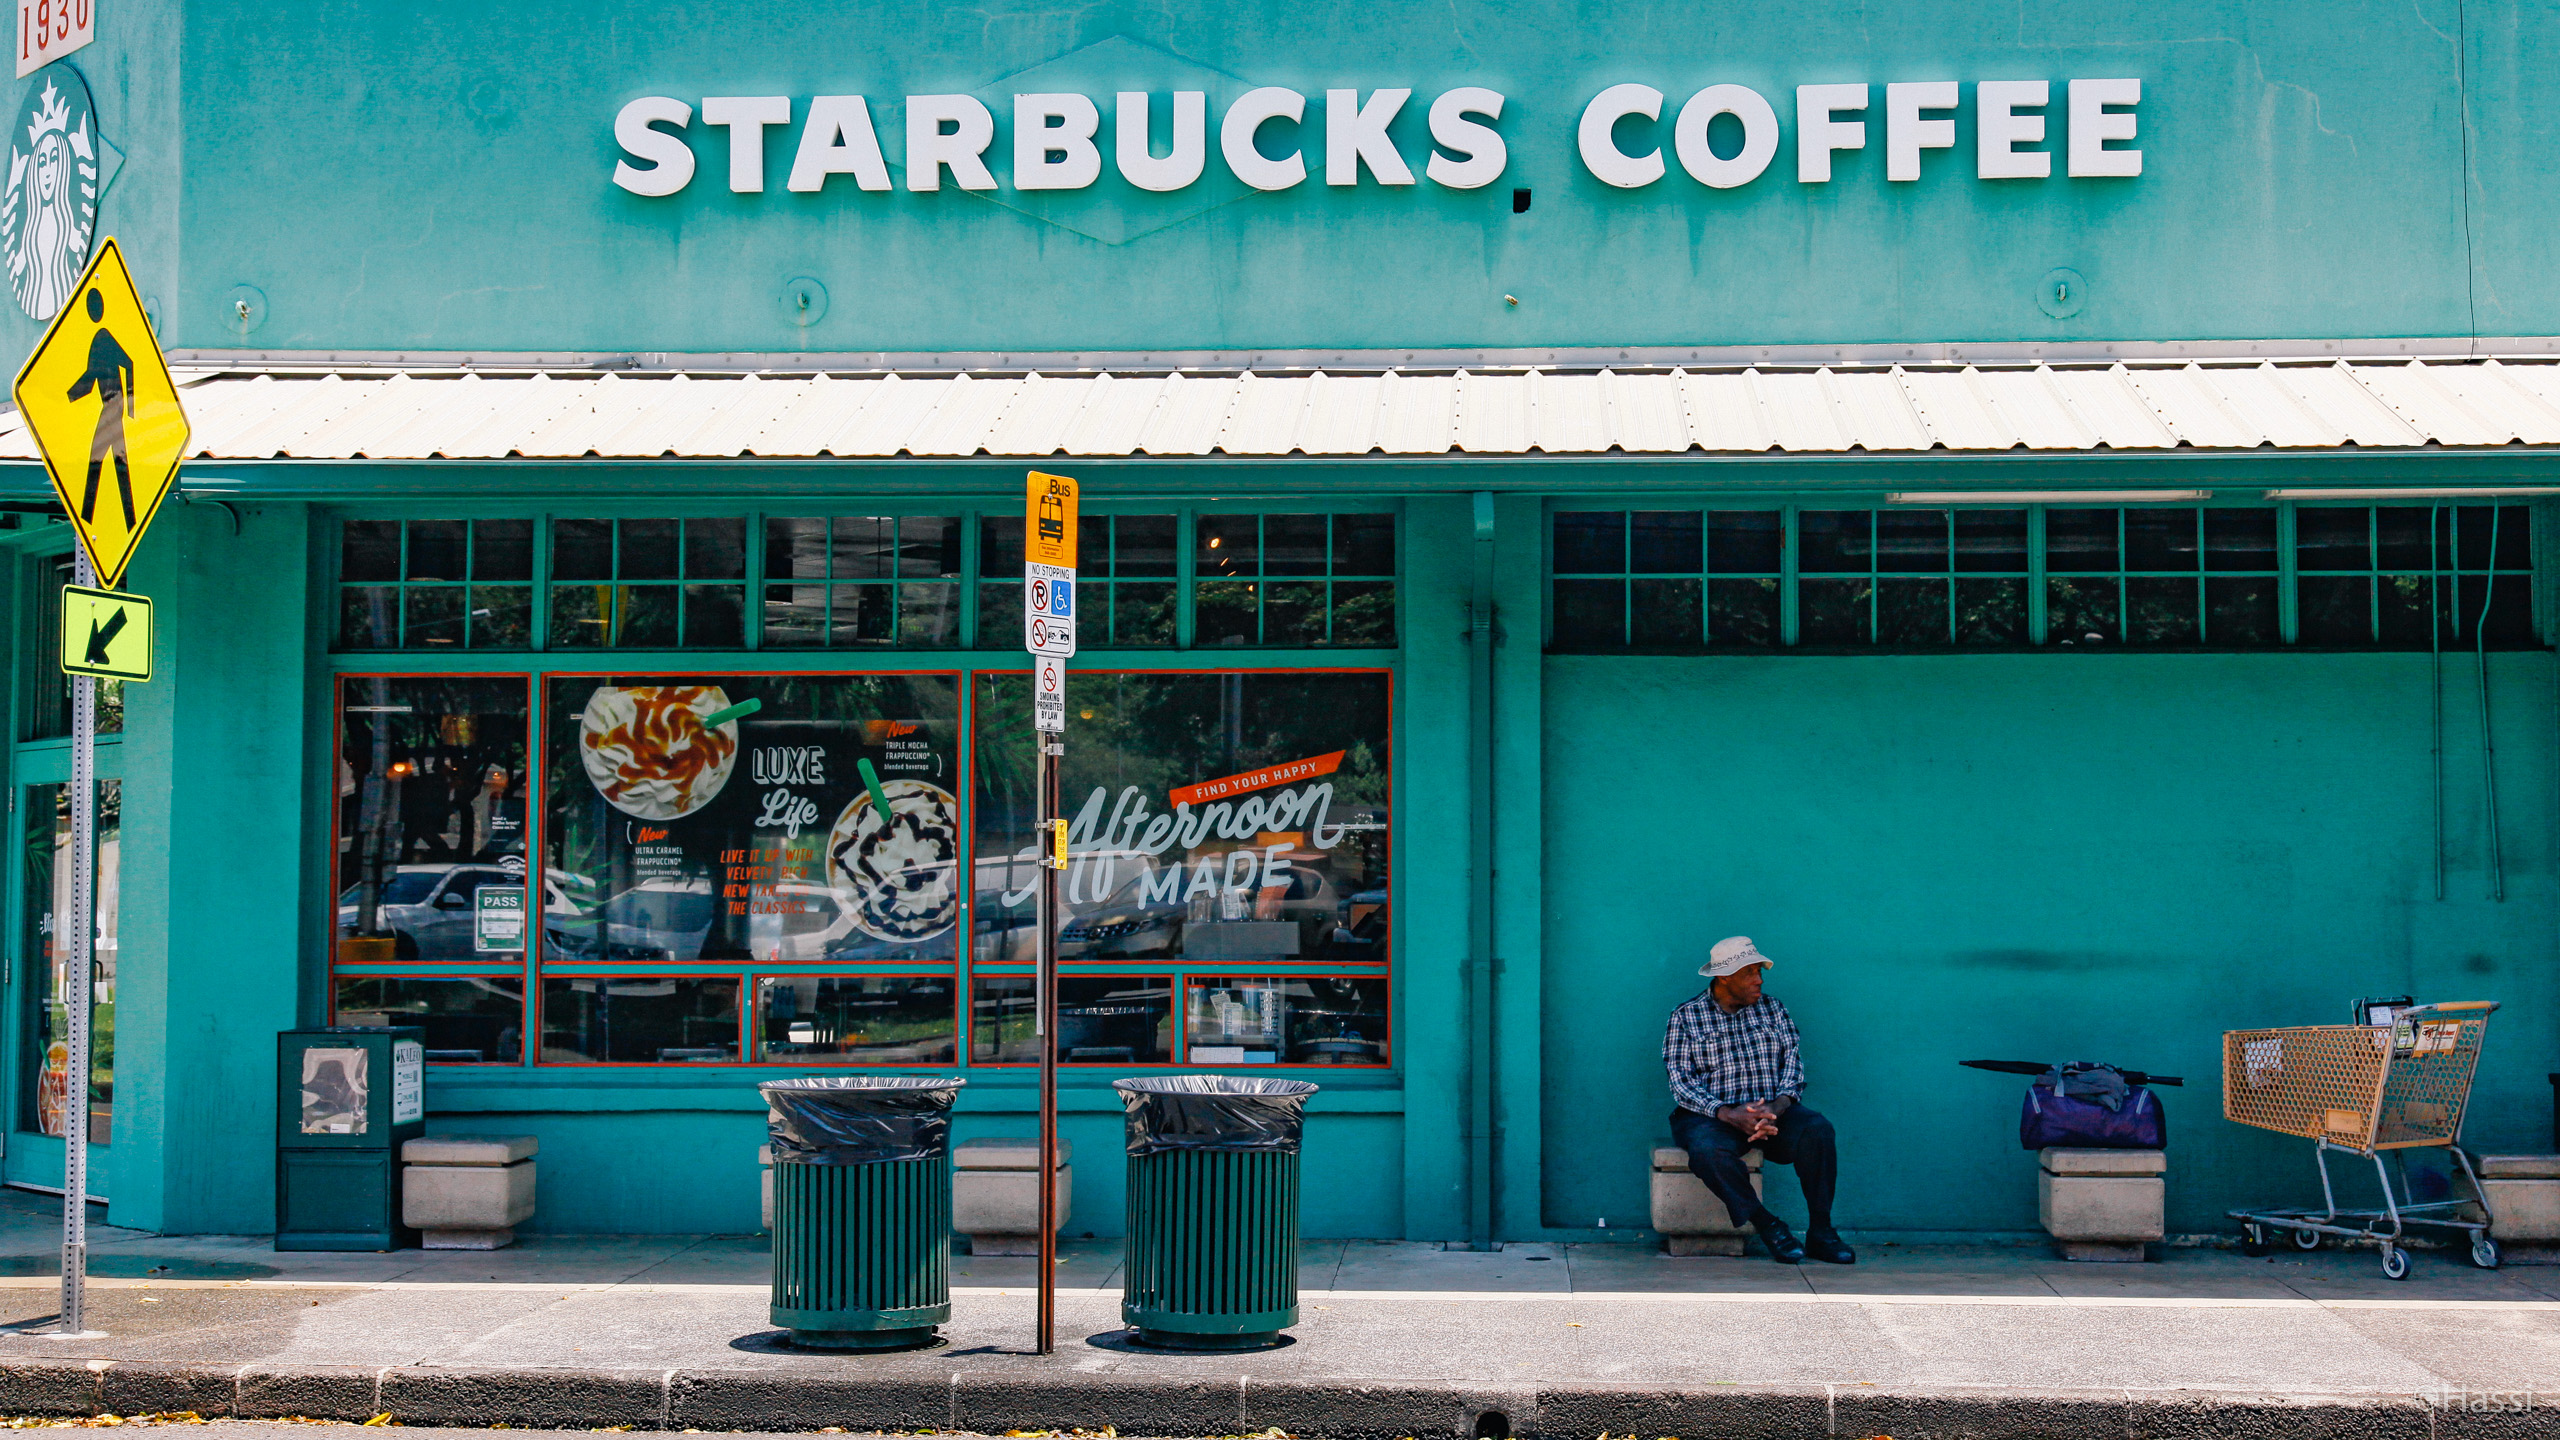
762, 1075, 965, 1165
1114, 1075, 1320, 1156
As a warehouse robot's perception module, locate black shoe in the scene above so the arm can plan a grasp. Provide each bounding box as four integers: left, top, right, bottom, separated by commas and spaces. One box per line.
1804, 1228, 1856, 1265
1751, 1214, 1805, 1264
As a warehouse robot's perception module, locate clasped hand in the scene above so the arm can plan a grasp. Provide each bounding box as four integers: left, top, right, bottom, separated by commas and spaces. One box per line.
1717, 1100, 1781, 1142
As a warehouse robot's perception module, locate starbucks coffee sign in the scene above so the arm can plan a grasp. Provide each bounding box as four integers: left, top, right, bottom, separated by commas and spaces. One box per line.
610, 78, 2143, 200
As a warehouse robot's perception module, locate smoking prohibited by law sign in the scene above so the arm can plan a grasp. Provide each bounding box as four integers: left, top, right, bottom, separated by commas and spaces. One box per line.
1034, 654, 1066, 733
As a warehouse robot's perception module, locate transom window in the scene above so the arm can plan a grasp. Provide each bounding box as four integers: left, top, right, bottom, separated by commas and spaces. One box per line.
2294, 505, 2534, 647
1195, 513, 1396, 647
338, 519, 533, 650
550, 517, 746, 649
764, 515, 961, 648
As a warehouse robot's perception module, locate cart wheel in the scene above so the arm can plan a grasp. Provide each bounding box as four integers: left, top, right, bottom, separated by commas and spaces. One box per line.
2472, 1237, 2501, 1270
2291, 1227, 2321, 1251
2240, 1224, 2271, 1257
2379, 1245, 2410, 1280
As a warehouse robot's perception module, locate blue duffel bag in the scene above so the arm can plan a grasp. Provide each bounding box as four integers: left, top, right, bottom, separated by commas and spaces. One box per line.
2020, 1063, 2167, 1150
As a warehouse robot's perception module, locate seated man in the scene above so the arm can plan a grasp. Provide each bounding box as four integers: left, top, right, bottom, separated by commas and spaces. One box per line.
1662, 936, 1853, 1265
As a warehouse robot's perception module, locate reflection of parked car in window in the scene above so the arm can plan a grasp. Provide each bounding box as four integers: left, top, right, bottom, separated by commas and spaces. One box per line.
337, 864, 533, 962
751, 880, 949, 962
1059, 860, 1373, 962
543, 878, 718, 963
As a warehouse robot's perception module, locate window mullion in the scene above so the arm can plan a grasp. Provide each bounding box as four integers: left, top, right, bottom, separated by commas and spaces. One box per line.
2028, 506, 2048, 644
1779, 504, 1800, 646
2276, 502, 2298, 645
531, 514, 552, 650
958, 508, 981, 649
1176, 506, 1197, 649
744, 509, 766, 651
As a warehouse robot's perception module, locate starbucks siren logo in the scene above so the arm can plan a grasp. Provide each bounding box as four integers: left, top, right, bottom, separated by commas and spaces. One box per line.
1, 71, 96, 322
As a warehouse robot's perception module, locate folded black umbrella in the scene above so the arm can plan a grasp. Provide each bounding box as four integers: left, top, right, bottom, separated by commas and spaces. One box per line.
1960, 1058, 2184, 1087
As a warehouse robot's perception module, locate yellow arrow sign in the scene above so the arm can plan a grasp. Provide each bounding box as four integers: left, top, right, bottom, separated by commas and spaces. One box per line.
12, 237, 190, 589
58, 584, 150, 681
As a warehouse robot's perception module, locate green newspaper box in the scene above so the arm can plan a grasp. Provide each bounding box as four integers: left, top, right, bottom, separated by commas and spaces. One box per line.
276, 1026, 425, 1251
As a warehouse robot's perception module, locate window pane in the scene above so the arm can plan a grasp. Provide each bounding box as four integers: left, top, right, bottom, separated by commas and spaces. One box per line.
2296, 575, 2373, 645
970, 977, 1036, 1063
1264, 581, 1326, 645
763, 584, 826, 647
1196, 581, 1258, 645
1333, 513, 1396, 575
2204, 509, 2277, 572
1551, 578, 1624, 648
1198, 514, 1259, 576
978, 515, 1026, 577
1630, 578, 1702, 646
1116, 515, 1179, 578
1707, 511, 1782, 574
334, 677, 530, 963
828, 517, 892, 580
1112, 582, 1179, 645
897, 582, 959, 647
682, 584, 745, 648
334, 977, 526, 1064
1798, 578, 1870, 644
1706, 578, 1778, 647
975, 671, 1390, 969
619, 519, 681, 579
685, 517, 747, 580
342, 520, 401, 583
1264, 514, 1328, 576
2047, 577, 2119, 644
2125, 510, 2199, 572
2458, 505, 2534, 571
405, 520, 466, 582
2378, 574, 2442, 646
1552, 512, 1624, 573
540, 977, 741, 1063
1797, 512, 1870, 573
977, 582, 1021, 645
756, 976, 957, 1064
830, 584, 893, 645
1331, 581, 1395, 646
898, 516, 962, 578
472, 586, 532, 648
404, 585, 464, 647
340, 587, 398, 649
549, 585, 603, 646
1955, 578, 2026, 644
1078, 515, 1112, 572
1953, 510, 2028, 573
2295, 508, 2371, 571
968, 976, 1172, 1065
1186, 977, 1389, 1066
473, 519, 534, 582
1876, 578, 1950, 644
2124, 576, 2200, 644
2460, 573, 2537, 645
767, 517, 826, 580
1629, 512, 1703, 574
2375, 507, 2441, 570
2205, 576, 2279, 645
616, 586, 680, 647
1874, 511, 1949, 574
552, 518, 614, 581
2044, 510, 2119, 572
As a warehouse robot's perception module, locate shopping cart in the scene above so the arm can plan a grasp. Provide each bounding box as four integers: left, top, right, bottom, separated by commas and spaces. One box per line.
2223, 1000, 2501, 1279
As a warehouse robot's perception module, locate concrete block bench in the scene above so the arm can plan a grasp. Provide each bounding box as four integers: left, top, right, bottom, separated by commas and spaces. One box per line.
1649, 1144, 1761, 1257
2039, 1147, 2164, 1262
402, 1135, 537, 1250
954, 1137, 1073, 1256
2480, 1154, 2560, 1263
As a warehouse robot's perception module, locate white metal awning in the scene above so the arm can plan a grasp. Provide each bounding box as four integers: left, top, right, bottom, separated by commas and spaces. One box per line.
13, 356, 2560, 462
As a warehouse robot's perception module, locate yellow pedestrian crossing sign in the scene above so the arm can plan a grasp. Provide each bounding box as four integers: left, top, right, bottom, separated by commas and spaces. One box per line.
12, 237, 190, 589
58, 584, 150, 681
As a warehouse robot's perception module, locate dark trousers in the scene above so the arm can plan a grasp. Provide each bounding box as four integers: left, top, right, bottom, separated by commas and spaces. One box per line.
1669, 1103, 1839, 1230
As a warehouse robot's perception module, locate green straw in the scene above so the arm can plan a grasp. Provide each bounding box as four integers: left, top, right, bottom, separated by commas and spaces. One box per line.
858, 757, 894, 823
700, 697, 762, 728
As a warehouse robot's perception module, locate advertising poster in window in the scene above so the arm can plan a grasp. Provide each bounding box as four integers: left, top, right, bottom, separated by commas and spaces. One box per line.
973, 670, 1389, 968
543, 674, 962, 965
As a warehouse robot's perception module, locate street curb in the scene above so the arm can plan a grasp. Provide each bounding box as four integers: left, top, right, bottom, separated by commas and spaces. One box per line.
0, 1360, 2526, 1437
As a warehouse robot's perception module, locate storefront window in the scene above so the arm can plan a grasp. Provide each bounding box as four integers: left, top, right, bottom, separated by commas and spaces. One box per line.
973, 669, 1390, 968
2294, 505, 2536, 647
764, 515, 961, 648
541, 673, 963, 968
332, 975, 526, 1063
1196, 513, 1396, 646
21, 781, 116, 1143
550, 517, 746, 648
969, 974, 1172, 1064
753, 974, 957, 1063
335, 676, 531, 965
540, 975, 741, 1062
338, 519, 534, 650
1185, 975, 1389, 1066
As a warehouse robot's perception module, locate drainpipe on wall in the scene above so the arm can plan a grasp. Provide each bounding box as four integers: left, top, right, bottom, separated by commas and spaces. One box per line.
1465, 492, 1499, 1251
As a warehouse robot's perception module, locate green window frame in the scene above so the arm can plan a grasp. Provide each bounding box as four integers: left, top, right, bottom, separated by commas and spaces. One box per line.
1193, 512, 1398, 647
761, 514, 963, 649
547, 516, 748, 650
337, 518, 535, 651
2293, 504, 2537, 648
1551, 509, 1783, 649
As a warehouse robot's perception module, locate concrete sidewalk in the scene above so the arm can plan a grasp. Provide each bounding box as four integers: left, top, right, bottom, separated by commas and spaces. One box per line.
0, 1193, 2550, 1437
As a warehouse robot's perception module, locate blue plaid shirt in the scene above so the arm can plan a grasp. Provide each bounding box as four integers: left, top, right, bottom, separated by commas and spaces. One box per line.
1663, 992, 1805, 1115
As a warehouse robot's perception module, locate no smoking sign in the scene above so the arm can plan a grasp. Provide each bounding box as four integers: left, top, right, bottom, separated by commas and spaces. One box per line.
1034, 653, 1066, 733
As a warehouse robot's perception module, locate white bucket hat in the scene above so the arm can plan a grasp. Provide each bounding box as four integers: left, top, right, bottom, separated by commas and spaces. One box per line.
1701, 935, 1773, 978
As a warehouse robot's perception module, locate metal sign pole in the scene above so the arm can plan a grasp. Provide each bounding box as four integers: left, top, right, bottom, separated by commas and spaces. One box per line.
59, 548, 96, 1337
1035, 733, 1060, 1355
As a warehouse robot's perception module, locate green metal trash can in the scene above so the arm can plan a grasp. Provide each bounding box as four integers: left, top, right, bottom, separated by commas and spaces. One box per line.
1115, 1075, 1319, 1349
763, 1075, 964, 1350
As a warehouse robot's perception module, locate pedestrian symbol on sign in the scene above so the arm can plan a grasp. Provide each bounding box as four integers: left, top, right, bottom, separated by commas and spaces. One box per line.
68, 287, 135, 528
